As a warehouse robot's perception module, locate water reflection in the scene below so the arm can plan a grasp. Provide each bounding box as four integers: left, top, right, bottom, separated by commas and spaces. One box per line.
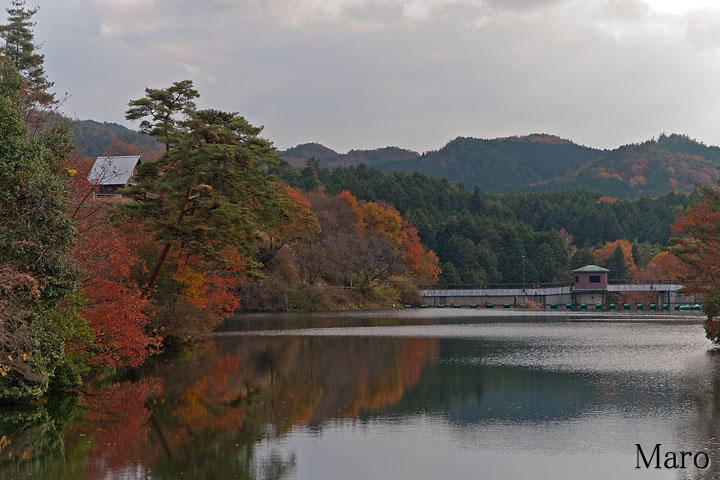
0, 312, 718, 479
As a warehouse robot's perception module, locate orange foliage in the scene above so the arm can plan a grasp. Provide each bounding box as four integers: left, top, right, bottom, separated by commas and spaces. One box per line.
337, 190, 363, 229
76, 221, 163, 367
629, 175, 646, 186
596, 167, 623, 181
275, 187, 321, 243
358, 200, 441, 283
671, 202, 720, 295
593, 240, 636, 273
167, 251, 243, 331
102, 137, 163, 162
401, 221, 440, 283
634, 252, 687, 281
103, 138, 140, 157
259, 187, 321, 265
596, 196, 617, 204
360, 201, 405, 248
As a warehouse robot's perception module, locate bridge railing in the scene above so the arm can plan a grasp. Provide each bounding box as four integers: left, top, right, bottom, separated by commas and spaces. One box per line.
607, 279, 678, 285
419, 279, 681, 290
419, 281, 573, 290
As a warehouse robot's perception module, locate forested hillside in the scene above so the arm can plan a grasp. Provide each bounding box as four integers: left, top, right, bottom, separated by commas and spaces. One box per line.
283, 143, 419, 168
282, 133, 720, 198
539, 134, 720, 197
67, 116, 163, 159
276, 161, 695, 285
67, 120, 719, 199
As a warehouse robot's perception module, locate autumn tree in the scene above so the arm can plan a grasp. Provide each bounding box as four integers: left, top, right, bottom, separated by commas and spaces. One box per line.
102, 138, 140, 157
401, 221, 440, 283
634, 252, 686, 282
256, 187, 320, 267
67, 159, 163, 368
671, 176, 720, 331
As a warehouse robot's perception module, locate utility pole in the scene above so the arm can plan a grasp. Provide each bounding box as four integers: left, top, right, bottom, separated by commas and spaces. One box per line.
522, 255, 526, 291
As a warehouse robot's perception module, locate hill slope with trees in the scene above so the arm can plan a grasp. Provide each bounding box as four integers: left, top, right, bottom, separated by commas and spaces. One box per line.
281, 133, 720, 198
276, 161, 695, 286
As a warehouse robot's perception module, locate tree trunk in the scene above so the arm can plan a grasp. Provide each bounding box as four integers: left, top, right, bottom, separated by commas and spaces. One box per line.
140, 192, 191, 298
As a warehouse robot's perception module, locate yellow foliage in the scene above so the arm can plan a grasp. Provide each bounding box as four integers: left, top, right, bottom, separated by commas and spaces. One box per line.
171, 263, 208, 308
0, 435, 10, 454
360, 202, 406, 249
174, 378, 209, 424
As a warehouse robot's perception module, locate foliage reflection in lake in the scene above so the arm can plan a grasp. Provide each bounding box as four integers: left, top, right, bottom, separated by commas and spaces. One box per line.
1, 311, 719, 479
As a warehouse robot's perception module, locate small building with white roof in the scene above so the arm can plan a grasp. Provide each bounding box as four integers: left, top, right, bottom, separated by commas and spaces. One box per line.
87, 155, 142, 197
572, 265, 609, 291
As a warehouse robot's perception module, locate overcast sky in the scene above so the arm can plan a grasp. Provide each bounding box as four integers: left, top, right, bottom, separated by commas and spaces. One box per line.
26, 0, 720, 153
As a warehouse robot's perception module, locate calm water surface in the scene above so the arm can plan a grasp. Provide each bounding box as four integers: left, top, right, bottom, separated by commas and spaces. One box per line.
1, 310, 717, 479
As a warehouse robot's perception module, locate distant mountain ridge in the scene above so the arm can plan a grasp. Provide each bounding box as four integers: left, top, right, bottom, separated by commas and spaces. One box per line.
283, 143, 420, 168
64, 117, 163, 159
281, 133, 720, 198
63, 119, 719, 198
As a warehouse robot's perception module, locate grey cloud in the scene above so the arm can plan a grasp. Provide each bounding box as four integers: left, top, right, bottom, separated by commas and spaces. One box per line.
685, 8, 720, 50
26, 0, 720, 153
602, 0, 649, 21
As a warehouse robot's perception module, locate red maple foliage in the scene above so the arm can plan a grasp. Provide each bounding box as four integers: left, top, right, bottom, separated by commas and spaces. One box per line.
81, 378, 164, 472
68, 162, 163, 368
401, 221, 440, 283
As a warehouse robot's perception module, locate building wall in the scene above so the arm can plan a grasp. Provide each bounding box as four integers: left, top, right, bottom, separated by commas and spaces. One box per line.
573, 272, 608, 290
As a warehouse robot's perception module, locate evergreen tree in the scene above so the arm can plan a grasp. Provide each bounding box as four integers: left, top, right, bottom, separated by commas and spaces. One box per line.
123, 108, 289, 297
533, 243, 557, 283
0, 63, 89, 401
605, 245, 628, 280
439, 261, 460, 285
570, 247, 596, 269
125, 79, 199, 151
1, 0, 56, 135
1, 1, 53, 106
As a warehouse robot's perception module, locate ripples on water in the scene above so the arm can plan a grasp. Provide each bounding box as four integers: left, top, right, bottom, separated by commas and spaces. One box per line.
229, 311, 715, 480
2, 310, 717, 480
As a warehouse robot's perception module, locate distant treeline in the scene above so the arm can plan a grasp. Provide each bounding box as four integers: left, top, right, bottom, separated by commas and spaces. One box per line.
274, 160, 695, 285
281, 133, 720, 198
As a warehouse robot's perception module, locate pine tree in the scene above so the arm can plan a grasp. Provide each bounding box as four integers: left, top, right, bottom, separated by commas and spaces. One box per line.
123, 108, 289, 298
570, 247, 596, 269
606, 245, 628, 280
125, 79, 199, 151
0, 1, 55, 112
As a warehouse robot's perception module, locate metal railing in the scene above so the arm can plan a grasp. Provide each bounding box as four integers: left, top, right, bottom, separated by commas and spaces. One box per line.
420, 279, 681, 290
419, 281, 573, 290
608, 279, 678, 285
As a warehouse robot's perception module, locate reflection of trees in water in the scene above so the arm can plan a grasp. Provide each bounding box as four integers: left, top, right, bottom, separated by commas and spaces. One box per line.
674, 349, 720, 480
0, 394, 88, 479
0, 335, 438, 478
216, 336, 439, 424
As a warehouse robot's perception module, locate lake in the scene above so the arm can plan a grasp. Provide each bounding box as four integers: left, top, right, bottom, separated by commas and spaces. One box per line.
1, 309, 716, 479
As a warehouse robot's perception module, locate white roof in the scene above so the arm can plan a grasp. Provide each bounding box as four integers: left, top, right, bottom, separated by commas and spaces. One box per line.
573, 264, 609, 273
87, 155, 141, 186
